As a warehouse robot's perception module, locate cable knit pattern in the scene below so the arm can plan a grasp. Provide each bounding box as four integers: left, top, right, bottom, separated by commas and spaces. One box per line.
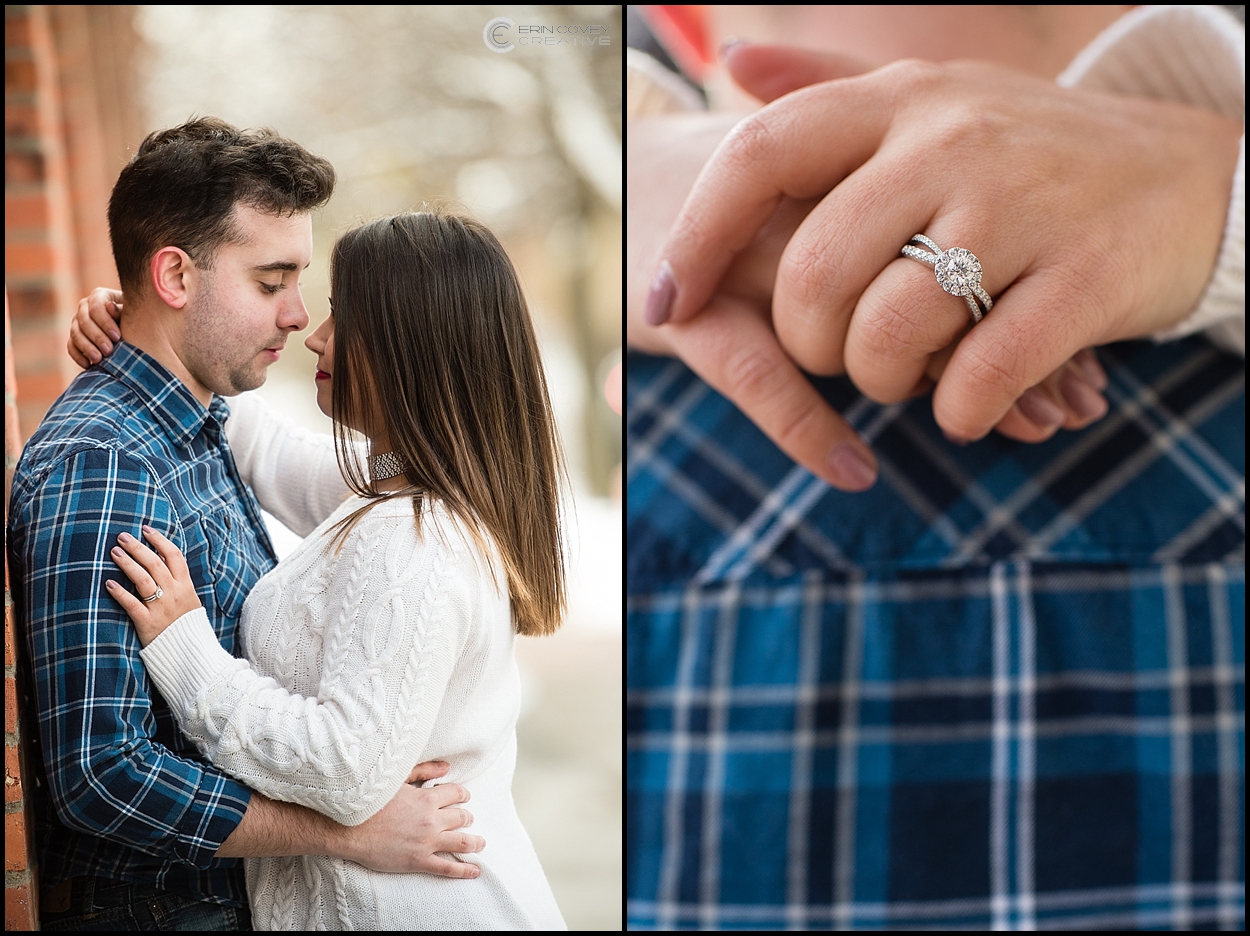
140, 401, 566, 930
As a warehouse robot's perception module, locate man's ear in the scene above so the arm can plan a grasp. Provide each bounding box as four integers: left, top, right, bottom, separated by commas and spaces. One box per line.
150, 246, 194, 309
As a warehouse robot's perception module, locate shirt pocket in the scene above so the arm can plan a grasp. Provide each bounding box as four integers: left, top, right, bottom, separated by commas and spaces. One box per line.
196, 506, 252, 622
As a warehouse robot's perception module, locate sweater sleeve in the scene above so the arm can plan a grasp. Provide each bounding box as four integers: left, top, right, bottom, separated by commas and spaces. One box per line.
137, 512, 469, 827
223, 391, 352, 536
1056, 4, 1245, 357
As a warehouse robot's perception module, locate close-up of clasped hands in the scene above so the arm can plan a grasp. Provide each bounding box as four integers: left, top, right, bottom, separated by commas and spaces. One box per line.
628, 5, 1243, 490
627, 4, 1244, 931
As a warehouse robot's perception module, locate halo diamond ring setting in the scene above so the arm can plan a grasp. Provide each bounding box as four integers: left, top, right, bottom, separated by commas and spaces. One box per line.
901, 234, 993, 324
141, 587, 163, 603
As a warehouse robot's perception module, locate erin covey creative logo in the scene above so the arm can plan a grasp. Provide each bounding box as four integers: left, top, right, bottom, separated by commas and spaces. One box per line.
483, 17, 611, 53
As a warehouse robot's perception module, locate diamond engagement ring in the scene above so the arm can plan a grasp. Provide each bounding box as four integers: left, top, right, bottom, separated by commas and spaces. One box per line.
141, 587, 163, 603
900, 234, 994, 324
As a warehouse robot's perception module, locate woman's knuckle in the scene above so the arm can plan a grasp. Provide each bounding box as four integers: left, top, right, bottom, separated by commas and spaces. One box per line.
772, 399, 826, 453
722, 112, 779, 173
962, 339, 1025, 399
778, 235, 847, 312
882, 57, 943, 97
720, 344, 782, 401
861, 293, 930, 355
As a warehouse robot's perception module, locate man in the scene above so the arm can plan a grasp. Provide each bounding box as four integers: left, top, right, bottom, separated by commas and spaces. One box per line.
8, 117, 481, 931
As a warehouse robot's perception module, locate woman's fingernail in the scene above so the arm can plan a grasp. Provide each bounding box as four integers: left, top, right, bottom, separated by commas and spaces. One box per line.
111, 546, 123, 556
1016, 386, 1066, 428
1072, 349, 1107, 391
827, 443, 877, 490
1059, 367, 1108, 421
644, 260, 676, 327
118, 532, 133, 543
142, 524, 155, 535
109, 330, 121, 342
101, 341, 113, 354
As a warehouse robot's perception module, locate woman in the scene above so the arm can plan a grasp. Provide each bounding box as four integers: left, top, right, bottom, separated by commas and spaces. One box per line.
82, 210, 568, 930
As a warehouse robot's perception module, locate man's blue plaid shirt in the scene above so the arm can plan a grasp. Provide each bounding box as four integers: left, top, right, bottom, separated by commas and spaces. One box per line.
627, 336, 1245, 929
8, 342, 277, 909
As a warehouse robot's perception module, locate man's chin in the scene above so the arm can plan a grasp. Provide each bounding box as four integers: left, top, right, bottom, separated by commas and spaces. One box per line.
215, 368, 268, 397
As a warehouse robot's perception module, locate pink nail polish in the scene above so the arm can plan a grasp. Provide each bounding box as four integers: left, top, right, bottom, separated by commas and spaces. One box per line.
644, 261, 676, 327
1072, 350, 1107, 391
827, 443, 876, 490
1059, 368, 1108, 422
1016, 387, 1066, 428
109, 330, 121, 343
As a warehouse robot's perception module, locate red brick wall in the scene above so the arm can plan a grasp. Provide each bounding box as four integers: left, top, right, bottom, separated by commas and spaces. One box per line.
6, 4, 80, 444
5, 292, 38, 930
5, 5, 142, 928
6, 5, 142, 441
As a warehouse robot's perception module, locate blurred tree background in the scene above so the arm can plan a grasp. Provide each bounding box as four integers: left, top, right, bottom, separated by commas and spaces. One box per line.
134, 5, 621, 928
140, 3, 621, 495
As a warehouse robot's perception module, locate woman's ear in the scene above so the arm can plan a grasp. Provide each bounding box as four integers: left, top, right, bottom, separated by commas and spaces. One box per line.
150, 246, 194, 310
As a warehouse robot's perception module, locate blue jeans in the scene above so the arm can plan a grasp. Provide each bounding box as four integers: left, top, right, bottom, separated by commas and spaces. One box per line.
39, 876, 252, 931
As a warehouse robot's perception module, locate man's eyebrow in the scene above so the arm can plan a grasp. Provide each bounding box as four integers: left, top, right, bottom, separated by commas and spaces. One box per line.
250, 261, 311, 273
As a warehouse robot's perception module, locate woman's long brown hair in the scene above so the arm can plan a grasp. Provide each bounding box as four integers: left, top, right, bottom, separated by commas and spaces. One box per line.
327, 209, 567, 636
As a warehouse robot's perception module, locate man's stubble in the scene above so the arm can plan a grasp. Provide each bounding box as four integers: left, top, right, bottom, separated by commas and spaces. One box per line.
181, 270, 280, 398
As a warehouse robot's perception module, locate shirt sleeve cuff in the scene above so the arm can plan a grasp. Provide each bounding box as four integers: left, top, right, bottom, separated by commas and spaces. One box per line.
140, 606, 246, 719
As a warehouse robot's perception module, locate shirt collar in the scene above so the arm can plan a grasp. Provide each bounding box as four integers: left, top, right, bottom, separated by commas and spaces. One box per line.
99, 341, 228, 447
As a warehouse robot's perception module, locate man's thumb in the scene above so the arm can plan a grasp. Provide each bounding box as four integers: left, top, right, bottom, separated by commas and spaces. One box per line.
721, 42, 873, 103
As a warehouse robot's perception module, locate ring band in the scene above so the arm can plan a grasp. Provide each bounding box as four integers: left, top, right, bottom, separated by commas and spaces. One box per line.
141, 587, 163, 603
901, 234, 993, 324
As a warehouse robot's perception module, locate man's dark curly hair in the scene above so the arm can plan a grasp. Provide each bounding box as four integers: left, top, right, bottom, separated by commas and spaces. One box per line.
107, 116, 336, 299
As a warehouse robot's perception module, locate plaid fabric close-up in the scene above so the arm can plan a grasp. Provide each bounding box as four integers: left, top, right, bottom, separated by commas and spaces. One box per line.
626, 335, 1245, 930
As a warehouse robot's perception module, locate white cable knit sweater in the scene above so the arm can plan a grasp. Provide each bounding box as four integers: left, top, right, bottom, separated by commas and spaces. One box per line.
140, 393, 567, 930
